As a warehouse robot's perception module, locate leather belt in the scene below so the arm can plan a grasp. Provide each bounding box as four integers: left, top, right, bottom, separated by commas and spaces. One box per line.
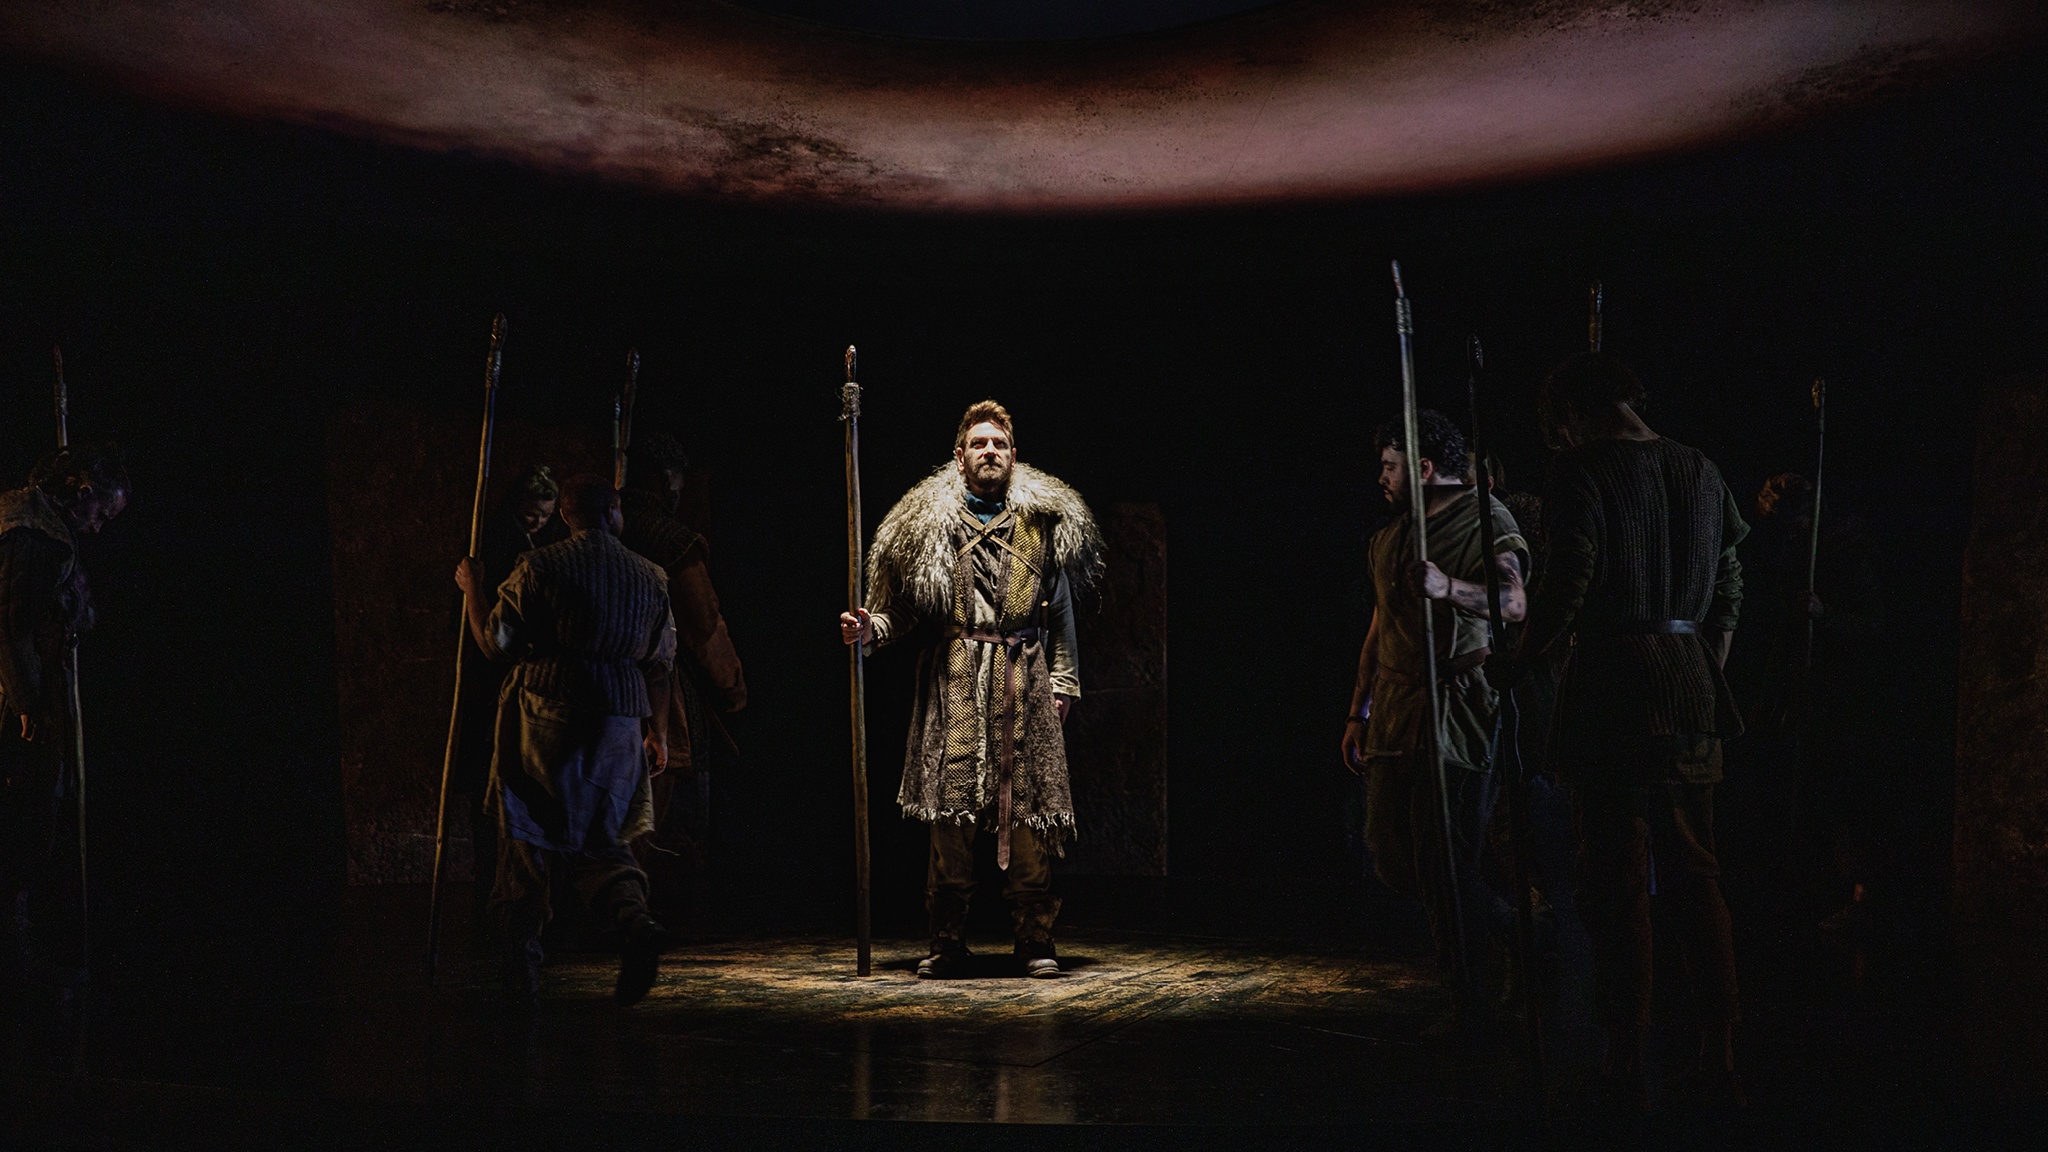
943, 624, 1042, 645
941, 622, 1039, 869
1573, 619, 1699, 637
1375, 646, 1489, 688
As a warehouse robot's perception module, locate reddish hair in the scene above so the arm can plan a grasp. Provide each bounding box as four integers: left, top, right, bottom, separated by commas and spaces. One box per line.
954, 400, 1015, 451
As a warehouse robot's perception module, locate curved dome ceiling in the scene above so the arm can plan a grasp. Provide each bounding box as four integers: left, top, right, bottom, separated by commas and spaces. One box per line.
731, 1, 1287, 40
3, 1, 2041, 211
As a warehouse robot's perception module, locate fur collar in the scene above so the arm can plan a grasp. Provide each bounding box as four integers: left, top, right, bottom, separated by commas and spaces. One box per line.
869, 462, 1103, 618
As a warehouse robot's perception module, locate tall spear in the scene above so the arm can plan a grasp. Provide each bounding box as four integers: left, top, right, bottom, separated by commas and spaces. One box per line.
426, 313, 506, 984
53, 346, 89, 976
615, 349, 641, 490
841, 345, 872, 977
1467, 335, 1546, 1096
1802, 378, 1827, 673
1587, 281, 1604, 353
1390, 263, 1472, 1004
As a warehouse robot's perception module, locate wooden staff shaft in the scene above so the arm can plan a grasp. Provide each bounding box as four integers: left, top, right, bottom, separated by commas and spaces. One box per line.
616, 349, 641, 490
1390, 263, 1473, 1002
53, 345, 88, 974
843, 345, 872, 977
1468, 335, 1546, 1099
426, 312, 505, 984
1803, 378, 1827, 673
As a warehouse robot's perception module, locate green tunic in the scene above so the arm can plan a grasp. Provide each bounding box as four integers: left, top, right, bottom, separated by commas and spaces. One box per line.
1363, 488, 1526, 772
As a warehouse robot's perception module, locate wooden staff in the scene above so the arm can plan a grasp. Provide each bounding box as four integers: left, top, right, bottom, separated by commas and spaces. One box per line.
615, 349, 640, 490
53, 345, 89, 976
842, 345, 872, 977
1389, 263, 1472, 1003
1467, 334, 1546, 1097
426, 313, 506, 984
1802, 378, 1827, 674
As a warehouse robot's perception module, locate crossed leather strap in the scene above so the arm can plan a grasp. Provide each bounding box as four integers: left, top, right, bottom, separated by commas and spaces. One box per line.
951, 507, 1043, 871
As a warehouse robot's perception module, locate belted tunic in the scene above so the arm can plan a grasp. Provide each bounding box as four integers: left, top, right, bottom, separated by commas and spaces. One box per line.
867, 489, 1081, 862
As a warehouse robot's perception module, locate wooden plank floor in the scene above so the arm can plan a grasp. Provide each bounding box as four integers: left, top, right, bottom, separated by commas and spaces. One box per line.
301, 930, 1513, 1125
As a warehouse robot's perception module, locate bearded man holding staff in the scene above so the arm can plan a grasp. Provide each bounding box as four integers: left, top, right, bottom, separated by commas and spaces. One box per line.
1341, 411, 1527, 1035
840, 400, 1101, 979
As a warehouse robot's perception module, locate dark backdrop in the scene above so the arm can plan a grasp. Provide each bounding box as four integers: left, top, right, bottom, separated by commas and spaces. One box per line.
1, 47, 2042, 941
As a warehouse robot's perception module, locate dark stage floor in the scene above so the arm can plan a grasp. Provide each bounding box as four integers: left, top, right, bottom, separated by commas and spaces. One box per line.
3, 880, 2046, 1150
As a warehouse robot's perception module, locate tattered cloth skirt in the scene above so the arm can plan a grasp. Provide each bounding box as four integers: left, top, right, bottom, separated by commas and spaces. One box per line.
488, 686, 653, 853
897, 632, 1075, 846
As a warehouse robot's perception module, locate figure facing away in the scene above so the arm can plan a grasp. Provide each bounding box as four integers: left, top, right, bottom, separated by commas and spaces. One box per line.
618, 432, 747, 919
1341, 411, 1527, 1034
1727, 472, 1886, 930
619, 433, 746, 761
0, 443, 128, 992
455, 474, 676, 1006
840, 400, 1101, 979
451, 464, 563, 917
1491, 352, 1749, 1113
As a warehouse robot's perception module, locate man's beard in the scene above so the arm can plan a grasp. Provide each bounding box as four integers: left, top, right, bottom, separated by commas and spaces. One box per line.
969, 459, 1013, 494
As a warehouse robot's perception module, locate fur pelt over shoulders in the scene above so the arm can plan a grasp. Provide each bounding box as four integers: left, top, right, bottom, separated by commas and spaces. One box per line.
868, 462, 1104, 618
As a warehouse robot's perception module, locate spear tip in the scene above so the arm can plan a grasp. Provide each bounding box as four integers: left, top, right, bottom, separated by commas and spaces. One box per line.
1812, 376, 1826, 409
1469, 333, 1484, 370
844, 345, 858, 382
1390, 260, 1405, 296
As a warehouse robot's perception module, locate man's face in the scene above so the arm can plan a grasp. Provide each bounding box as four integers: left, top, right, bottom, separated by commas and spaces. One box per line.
660, 466, 686, 515
1378, 447, 1441, 506
1379, 446, 1407, 506
515, 497, 556, 536
70, 485, 127, 535
955, 421, 1015, 497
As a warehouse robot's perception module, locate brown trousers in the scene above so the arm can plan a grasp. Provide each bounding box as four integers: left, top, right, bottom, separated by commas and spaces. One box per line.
0, 722, 62, 904
1364, 755, 1503, 993
1572, 781, 1740, 1030
488, 833, 652, 958
927, 818, 1059, 956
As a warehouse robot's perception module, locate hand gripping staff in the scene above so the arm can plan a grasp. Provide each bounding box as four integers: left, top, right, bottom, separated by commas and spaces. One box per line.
1467, 336, 1548, 1101
842, 345, 873, 977
52, 346, 90, 976
426, 313, 506, 984
1389, 263, 1474, 1006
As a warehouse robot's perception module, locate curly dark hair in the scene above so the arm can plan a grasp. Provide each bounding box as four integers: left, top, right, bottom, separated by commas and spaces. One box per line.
1756, 472, 1814, 520
623, 431, 690, 494
29, 441, 130, 496
509, 463, 559, 503
1539, 351, 1648, 436
1371, 410, 1469, 480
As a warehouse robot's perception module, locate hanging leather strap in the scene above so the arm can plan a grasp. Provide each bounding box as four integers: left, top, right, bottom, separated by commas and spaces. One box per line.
996, 634, 1021, 871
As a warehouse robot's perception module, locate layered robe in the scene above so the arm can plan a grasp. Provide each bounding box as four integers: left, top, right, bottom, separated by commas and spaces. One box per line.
864, 464, 1102, 848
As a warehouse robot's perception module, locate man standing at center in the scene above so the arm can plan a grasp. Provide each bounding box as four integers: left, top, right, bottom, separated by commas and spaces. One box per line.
840, 400, 1101, 979
1341, 411, 1527, 1033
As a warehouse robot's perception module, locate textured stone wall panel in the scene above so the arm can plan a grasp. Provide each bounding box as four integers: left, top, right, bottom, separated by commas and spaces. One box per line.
1955, 376, 2048, 929
328, 398, 608, 885
1063, 502, 1168, 876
